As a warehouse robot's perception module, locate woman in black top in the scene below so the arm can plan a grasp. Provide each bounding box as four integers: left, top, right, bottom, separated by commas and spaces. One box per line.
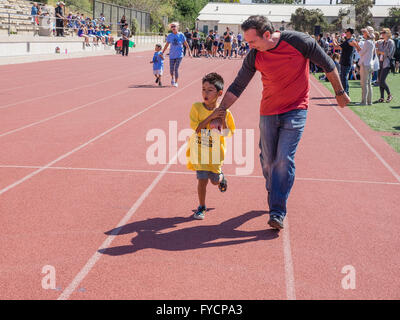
120, 15, 126, 30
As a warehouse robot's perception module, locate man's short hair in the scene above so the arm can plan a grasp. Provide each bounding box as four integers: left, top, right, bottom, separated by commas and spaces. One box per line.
346, 27, 354, 34
202, 73, 224, 92
241, 15, 274, 38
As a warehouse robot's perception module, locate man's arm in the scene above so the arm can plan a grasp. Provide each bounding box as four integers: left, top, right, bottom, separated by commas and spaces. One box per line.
291, 32, 350, 107
325, 68, 350, 107
219, 49, 257, 111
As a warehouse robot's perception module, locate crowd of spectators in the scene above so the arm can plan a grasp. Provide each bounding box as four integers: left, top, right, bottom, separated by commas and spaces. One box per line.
182, 27, 250, 59
313, 28, 399, 105
30, 3, 115, 46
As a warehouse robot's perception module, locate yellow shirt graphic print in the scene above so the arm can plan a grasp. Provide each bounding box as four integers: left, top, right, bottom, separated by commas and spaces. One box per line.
186, 102, 235, 174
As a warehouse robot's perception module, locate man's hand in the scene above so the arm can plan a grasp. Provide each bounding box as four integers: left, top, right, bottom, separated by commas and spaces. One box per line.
336, 92, 350, 108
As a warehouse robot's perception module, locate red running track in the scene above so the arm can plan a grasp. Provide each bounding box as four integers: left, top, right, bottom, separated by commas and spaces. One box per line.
0, 53, 399, 300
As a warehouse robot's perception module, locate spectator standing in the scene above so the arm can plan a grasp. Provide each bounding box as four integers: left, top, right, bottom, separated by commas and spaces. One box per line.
376, 28, 395, 103
352, 26, 376, 106
223, 27, 233, 59
121, 23, 131, 56
55, 2, 65, 37
184, 28, 192, 56
393, 32, 400, 73
120, 15, 126, 31
333, 28, 355, 96
237, 32, 242, 47
31, 2, 38, 24
192, 28, 200, 57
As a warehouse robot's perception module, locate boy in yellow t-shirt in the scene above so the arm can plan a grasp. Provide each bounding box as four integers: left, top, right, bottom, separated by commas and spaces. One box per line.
187, 73, 235, 220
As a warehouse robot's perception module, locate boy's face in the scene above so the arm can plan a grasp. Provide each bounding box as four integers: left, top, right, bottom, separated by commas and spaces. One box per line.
202, 81, 222, 106
155, 45, 161, 51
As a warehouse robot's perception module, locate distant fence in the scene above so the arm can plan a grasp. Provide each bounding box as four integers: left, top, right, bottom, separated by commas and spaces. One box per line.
93, 0, 150, 33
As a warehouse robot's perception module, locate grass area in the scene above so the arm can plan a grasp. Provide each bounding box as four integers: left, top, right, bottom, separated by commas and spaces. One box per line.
314, 72, 400, 153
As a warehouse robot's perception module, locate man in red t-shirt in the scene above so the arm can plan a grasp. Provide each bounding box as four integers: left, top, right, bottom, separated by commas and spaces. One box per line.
213, 15, 350, 230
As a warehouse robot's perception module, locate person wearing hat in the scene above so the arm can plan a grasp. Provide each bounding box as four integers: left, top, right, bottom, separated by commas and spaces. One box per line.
55, 2, 65, 37
351, 26, 376, 105
333, 27, 355, 96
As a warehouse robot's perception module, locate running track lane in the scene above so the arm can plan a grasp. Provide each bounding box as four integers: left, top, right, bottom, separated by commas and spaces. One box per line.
0, 55, 399, 299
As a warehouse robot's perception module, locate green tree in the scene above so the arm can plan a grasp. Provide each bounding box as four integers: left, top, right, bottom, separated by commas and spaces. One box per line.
290, 7, 327, 34
341, 0, 374, 32
381, 7, 400, 32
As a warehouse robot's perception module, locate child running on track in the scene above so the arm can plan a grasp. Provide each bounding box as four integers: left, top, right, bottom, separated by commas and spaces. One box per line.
150, 44, 164, 86
186, 73, 235, 220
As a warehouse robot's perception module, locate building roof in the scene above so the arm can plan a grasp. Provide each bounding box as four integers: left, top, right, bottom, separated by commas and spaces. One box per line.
198, 3, 400, 23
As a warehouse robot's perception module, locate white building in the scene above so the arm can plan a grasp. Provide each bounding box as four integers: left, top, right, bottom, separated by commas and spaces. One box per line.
197, 2, 399, 35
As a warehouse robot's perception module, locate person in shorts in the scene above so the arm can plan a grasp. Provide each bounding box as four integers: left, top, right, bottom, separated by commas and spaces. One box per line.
187, 73, 235, 220
150, 44, 164, 86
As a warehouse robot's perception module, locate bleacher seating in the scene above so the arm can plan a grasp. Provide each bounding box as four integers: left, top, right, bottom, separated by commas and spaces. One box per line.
0, 0, 56, 36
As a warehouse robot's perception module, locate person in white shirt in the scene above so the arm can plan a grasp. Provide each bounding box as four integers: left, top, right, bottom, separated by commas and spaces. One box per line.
351, 26, 376, 105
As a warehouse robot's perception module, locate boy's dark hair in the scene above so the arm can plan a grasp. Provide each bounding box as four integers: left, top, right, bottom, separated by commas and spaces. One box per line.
202, 73, 224, 92
241, 15, 274, 38
155, 43, 162, 48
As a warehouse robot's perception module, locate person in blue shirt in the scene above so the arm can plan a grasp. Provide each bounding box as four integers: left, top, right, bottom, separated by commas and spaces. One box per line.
162, 22, 192, 87
150, 44, 165, 87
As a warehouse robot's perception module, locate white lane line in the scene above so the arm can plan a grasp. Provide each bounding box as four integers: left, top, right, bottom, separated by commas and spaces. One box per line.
0, 62, 225, 197
57, 143, 187, 300
0, 88, 133, 138
283, 218, 296, 300
0, 64, 126, 94
0, 68, 146, 110
310, 79, 400, 183
2, 165, 399, 186
0, 58, 211, 138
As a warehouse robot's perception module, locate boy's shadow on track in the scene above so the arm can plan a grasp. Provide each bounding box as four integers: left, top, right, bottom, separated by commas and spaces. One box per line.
99, 210, 279, 256
129, 84, 171, 89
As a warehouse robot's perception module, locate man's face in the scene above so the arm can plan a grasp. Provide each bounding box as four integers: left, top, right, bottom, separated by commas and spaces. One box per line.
244, 28, 269, 51
345, 31, 352, 39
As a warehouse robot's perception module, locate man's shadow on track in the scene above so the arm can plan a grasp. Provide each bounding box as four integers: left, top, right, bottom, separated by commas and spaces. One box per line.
99, 210, 279, 256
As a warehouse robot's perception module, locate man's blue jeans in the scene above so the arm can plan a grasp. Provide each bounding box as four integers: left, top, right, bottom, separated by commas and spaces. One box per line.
259, 109, 307, 219
340, 65, 351, 95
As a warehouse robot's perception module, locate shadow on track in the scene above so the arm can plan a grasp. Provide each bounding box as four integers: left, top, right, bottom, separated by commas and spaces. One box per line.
129, 84, 171, 89
99, 210, 279, 256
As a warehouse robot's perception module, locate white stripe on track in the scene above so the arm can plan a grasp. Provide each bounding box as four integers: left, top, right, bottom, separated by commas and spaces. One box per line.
57, 143, 187, 300
0, 63, 224, 197
310, 79, 400, 183
2, 165, 399, 186
0, 68, 147, 110
283, 218, 296, 300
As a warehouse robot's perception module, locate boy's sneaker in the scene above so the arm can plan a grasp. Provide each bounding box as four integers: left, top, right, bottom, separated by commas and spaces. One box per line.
193, 205, 206, 220
268, 214, 284, 230
171, 80, 175, 86
158, 80, 162, 87
174, 82, 178, 87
